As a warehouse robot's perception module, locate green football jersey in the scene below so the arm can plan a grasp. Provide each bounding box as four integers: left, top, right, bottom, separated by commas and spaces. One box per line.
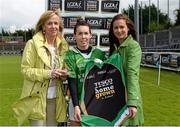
64, 47, 106, 97
80, 53, 128, 126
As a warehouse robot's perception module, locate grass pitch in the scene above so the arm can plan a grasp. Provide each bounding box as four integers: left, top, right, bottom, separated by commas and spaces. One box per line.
0, 56, 180, 126
140, 67, 180, 125
0, 56, 23, 125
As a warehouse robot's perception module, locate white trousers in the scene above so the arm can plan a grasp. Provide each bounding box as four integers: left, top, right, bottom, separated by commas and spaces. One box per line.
68, 98, 75, 121
29, 98, 57, 126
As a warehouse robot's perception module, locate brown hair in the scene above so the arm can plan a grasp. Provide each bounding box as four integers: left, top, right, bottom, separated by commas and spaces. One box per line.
73, 18, 92, 34
109, 14, 137, 56
35, 10, 63, 35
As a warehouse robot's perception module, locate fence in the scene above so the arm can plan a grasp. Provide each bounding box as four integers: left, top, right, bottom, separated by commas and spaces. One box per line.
0, 43, 24, 55
141, 52, 180, 72
139, 26, 180, 50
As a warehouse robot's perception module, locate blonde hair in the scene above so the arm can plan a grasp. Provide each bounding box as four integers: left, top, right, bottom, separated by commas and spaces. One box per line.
35, 10, 63, 35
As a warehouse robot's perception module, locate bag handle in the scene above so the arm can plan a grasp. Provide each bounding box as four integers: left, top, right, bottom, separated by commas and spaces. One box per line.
29, 64, 46, 96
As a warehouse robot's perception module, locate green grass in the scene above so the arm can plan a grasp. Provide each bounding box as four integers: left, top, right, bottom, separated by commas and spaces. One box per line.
0, 56, 180, 126
140, 67, 180, 125
0, 56, 23, 125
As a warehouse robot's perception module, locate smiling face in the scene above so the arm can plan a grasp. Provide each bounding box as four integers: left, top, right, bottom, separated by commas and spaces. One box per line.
74, 25, 92, 50
43, 14, 60, 39
113, 19, 129, 43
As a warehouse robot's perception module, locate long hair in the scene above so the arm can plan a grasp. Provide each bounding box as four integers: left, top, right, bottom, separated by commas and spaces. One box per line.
109, 14, 137, 56
35, 10, 63, 35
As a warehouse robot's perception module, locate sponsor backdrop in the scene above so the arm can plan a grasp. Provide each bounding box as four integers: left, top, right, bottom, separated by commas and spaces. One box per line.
47, 0, 120, 51
47, 0, 180, 71
141, 52, 180, 71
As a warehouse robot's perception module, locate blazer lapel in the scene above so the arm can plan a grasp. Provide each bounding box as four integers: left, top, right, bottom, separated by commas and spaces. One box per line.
33, 32, 51, 69
37, 45, 51, 69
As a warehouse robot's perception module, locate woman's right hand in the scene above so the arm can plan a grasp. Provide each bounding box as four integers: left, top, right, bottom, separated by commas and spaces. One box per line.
50, 69, 68, 79
74, 106, 81, 122
128, 106, 137, 118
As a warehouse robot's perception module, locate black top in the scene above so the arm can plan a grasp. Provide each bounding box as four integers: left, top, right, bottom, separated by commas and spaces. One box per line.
76, 46, 92, 55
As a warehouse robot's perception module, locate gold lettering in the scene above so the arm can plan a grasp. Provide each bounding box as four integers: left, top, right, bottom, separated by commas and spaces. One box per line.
95, 90, 115, 99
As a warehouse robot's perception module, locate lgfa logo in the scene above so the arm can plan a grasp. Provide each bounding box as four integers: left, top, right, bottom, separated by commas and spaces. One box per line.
65, 36, 74, 42
67, 1, 82, 8
103, 2, 118, 9
87, 19, 102, 25
102, 37, 109, 43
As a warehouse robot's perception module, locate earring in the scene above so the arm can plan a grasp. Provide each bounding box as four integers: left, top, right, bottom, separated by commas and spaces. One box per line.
42, 27, 45, 34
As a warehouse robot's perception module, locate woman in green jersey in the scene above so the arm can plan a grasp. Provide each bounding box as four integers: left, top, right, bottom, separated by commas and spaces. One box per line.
64, 19, 106, 126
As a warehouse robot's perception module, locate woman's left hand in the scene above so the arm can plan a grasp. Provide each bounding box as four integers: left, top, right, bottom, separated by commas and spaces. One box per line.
51, 69, 68, 80
74, 106, 81, 122
128, 106, 137, 118
56, 69, 68, 80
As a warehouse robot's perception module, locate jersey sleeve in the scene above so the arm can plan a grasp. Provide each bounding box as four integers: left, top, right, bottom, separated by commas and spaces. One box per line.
64, 51, 77, 79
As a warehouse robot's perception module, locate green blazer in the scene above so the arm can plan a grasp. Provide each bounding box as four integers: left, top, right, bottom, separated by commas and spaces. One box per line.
114, 35, 144, 125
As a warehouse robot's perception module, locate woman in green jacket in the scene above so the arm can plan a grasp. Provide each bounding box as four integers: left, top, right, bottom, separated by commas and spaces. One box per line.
15, 10, 69, 126
64, 20, 105, 126
109, 14, 144, 125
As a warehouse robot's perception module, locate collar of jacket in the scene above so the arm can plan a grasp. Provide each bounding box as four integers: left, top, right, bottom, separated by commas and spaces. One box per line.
119, 35, 133, 47
32, 32, 63, 69
114, 35, 133, 51
71, 46, 95, 54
